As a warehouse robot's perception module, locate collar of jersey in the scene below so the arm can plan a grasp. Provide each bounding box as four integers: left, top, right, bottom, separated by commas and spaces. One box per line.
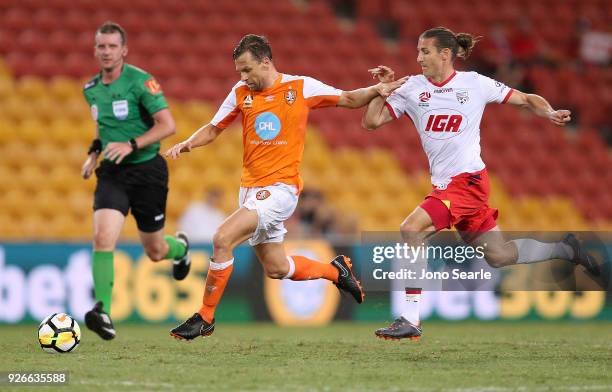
426, 70, 457, 87
257, 74, 283, 94
100, 63, 127, 86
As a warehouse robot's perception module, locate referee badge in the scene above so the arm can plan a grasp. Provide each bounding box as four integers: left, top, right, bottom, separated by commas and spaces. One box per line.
112, 100, 129, 120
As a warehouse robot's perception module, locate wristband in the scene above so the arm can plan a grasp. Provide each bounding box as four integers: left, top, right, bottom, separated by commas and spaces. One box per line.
129, 138, 139, 151
87, 139, 102, 155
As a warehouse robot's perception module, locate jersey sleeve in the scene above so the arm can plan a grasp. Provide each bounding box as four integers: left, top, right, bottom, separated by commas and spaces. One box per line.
210, 86, 240, 129
302, 76, 342, 109
139, 75, 169, 114
385, 81, 411, 119
477, 73, 513, 104
83, 90, 92, 106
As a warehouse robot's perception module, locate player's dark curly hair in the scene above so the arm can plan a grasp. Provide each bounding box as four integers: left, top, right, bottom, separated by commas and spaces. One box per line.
421, 27, 481, 60
96, 21, 127, 46
233, 34, 273, 62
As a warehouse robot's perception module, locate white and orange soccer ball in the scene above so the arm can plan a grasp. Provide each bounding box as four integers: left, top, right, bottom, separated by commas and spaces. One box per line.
38, 313, 81, 353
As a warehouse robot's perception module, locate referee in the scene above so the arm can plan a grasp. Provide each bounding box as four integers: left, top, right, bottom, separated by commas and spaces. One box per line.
81, 21, 190, 340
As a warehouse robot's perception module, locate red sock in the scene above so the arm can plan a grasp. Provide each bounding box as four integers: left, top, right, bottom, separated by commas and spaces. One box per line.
288, 255, 339, 282
198, 259, 234, 323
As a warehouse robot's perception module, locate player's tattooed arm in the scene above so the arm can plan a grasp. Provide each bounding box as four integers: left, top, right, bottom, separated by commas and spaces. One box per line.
506, 90, 571, 126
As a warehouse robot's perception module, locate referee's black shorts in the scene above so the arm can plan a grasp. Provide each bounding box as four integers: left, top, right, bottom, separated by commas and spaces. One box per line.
94, 154, 168, 232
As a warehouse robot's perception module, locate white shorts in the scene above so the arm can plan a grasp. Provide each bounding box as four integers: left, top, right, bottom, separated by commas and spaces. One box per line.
239, 182, 299, 246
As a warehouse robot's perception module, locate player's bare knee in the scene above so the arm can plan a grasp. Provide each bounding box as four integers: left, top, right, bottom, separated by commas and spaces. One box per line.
144, 243, 166, 261
212, 230, 232, 253
265, 265, 289, 279
93, 232, 116, 251
484, 250, 511, 268
400, 221, 425, 245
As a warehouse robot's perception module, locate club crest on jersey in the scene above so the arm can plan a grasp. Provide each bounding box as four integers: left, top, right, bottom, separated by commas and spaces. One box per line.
256, 190, 271, 200
456, 90, 469, 105
285, 89, 296, 105
243, 94, 253, 109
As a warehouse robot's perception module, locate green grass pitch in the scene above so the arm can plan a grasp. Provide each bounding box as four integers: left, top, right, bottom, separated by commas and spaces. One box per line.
1, 321, 611, 391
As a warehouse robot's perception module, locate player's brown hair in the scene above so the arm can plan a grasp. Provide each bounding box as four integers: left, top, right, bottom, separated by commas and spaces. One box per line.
96, 21, 127, 46
233, 34, 273, 62
421, 27, 480, 60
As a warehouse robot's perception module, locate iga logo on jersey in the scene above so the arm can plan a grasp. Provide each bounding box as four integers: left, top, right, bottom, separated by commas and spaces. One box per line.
421, 109, 467, 140
254, 112, 282, 140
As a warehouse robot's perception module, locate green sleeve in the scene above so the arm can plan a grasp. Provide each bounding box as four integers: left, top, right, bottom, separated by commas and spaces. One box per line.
83, 89, 92, 106
138, 75, 168, 115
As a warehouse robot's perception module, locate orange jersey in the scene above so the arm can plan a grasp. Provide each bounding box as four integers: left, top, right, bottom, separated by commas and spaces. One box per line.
210, 74, 342, 192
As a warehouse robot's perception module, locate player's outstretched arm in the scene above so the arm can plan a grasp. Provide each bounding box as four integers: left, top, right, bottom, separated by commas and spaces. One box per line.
361, 96, 395, 131
164, 123, 223, 160
337, 76, 408, 109
506, 90, 571, 126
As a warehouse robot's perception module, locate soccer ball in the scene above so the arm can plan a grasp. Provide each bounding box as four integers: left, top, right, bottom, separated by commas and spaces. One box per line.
38, 313, 81, 353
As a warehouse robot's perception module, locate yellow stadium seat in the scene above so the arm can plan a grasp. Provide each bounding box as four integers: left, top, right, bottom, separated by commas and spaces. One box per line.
48, 214, 80, 239
0, 59, 11, 77
0, 189, 29, 216
183, 101, 214, 124
0, 119, 19, 145
31, 96, 58, 122
49, 165, 81, 194
0, 75, 14, 101
62, 98, 90, 122
3, 96, 37, 123
365, 148, 400, 173
33, 189, 64, 219
19, 213, 47, 239
17, 118, 46, 144
121, 218, 140, 241
32, 142, 61, 167
64, 142, 89, 167
19, 164, 48, 193
66, 190, 92, 218
49, 77, 80, 102
334, 149, 363, 174
17, 76, 46, 100
166, 193, 192, 223
49, 118, 80, 144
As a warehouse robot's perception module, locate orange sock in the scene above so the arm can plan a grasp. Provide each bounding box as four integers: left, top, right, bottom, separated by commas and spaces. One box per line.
198, 259, 234, 323
288, 255, 339, 282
